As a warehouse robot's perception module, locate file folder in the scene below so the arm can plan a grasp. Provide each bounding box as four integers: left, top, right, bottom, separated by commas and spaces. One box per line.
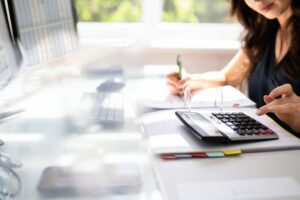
141, 108, 300, 158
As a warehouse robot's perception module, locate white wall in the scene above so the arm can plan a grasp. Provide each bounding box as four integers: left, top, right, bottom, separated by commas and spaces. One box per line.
76, 23, 241, 74
74, 44, 237, 77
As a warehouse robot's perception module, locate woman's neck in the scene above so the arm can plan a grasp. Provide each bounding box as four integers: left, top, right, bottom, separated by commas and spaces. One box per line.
278, 6, 293, 28
276, 13, 292, 65
275, 5, 293, 64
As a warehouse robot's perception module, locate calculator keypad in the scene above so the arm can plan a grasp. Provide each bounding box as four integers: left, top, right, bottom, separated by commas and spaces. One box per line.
212, 112, 275, 136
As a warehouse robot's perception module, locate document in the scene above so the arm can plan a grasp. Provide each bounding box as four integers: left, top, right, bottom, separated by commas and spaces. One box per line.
135, 79, 256, 109
141, 108, 300, 154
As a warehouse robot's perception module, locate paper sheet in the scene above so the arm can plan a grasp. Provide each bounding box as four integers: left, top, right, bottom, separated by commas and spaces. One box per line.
177, 177, 300, 200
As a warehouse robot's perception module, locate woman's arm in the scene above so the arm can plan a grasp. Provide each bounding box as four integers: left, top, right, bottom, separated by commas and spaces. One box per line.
221, 48, 251, 87
166, 49, 251, 95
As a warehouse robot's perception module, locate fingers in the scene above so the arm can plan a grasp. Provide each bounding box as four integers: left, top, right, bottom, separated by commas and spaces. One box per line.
180, 78, 191, 89
166, 72, 180, 86
256, 96, 287, 115
257, 84, 297, 115
263, 95, 275, 104
257, 102, 300, 115
269, 83, 294, 98
166, 72, 191, 95
274, 103, 300, 114
166, 72, 180, 95
257, 95, 299, 115
166, 72, 180, 79
166, 82, 179, 95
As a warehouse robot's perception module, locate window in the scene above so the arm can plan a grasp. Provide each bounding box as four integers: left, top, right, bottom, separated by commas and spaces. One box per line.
75, 0, 240, 50
162, 0, 231, 23
76, 0, 230, 23
75, 0, 142, 22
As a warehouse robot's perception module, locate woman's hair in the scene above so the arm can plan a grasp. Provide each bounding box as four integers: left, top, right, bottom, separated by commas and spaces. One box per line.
230, 0, 300, 80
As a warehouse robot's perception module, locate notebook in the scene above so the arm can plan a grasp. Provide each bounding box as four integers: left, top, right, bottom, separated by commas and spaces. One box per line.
134, 79, 255, 109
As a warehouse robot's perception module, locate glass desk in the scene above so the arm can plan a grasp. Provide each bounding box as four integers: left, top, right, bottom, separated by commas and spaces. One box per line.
0, 66, 162, 200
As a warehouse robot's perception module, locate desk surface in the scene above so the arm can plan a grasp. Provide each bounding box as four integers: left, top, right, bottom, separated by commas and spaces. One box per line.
1, 64, 300, 200
0, 66, 162, 200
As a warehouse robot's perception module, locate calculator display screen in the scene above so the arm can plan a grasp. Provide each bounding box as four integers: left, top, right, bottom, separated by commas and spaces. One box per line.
186, 113, 223, 137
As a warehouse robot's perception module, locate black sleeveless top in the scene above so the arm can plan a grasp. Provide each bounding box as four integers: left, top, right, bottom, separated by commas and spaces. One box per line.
248, 32, 300, 137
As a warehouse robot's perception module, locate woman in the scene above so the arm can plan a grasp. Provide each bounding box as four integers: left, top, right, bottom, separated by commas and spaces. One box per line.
166, 0, 300, 135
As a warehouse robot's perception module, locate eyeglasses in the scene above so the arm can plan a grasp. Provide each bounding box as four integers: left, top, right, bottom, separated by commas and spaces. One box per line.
0, 153, 22, 200
183, 86, 224, 112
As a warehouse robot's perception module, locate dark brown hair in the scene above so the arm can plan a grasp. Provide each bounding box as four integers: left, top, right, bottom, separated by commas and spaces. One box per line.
230, 0, 300, 80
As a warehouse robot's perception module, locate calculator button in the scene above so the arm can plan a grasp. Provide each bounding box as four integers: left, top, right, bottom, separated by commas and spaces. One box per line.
261, 125, 268, 129
237, 130, 246, 135
247, 130, 256, 135
211, 112, 277, 139
230, 125, 238, 130
254, 130, 261, 135
226, 122, 234, 126
260, 129, 274, 134
221, 119, 229, 122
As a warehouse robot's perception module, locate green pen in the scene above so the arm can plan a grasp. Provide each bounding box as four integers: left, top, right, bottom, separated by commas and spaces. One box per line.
177, 55, 182, 80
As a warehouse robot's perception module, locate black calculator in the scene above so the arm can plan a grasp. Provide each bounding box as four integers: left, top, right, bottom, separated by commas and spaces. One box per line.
175, 111, 279, 143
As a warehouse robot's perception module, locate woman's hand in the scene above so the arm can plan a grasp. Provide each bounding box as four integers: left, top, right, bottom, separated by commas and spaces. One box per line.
256, 84, 300, 132
166, 71, 226, 96
165, 72, 192, 96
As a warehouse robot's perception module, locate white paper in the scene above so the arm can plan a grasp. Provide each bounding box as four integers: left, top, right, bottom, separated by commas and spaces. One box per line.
177, 177, 300, 200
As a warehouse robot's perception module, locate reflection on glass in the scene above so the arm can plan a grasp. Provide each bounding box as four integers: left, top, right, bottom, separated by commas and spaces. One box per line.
162, 0, 231, 23
37, 163, 141, 198
0, 154, 22, 200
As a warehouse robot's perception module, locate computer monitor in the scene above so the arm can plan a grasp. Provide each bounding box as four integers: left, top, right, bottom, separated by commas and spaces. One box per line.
0, 0, 22, 92
8, 0, 78, 66
0, 0, 24, 138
